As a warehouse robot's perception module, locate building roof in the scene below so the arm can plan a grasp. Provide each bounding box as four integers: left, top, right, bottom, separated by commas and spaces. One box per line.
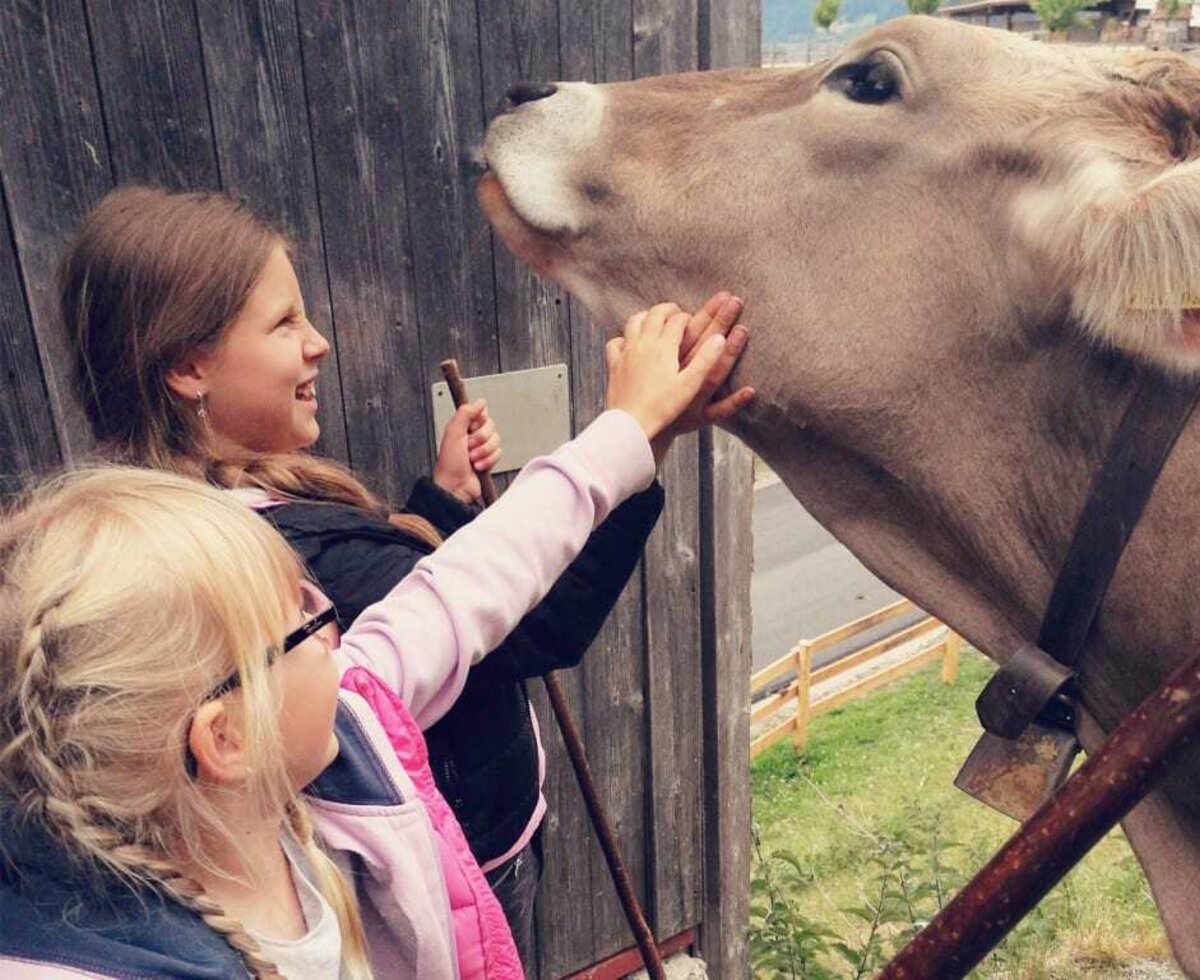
941, 0, 1130, 14
941, 0, 1033, 12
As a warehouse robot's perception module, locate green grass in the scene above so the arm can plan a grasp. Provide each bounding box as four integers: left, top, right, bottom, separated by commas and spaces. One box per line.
750, 649, 1175, 979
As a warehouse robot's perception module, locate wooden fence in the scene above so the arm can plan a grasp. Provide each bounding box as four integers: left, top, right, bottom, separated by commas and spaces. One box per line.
750, 600, 962, 758
0, 2, 759, 977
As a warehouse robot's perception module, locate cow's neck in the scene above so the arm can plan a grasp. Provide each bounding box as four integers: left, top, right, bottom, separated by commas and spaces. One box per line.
728, 320, 1178, 699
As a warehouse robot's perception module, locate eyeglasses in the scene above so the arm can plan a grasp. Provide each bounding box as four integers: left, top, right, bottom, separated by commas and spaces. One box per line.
201, 581, 338, 702
184, 582, 337, 778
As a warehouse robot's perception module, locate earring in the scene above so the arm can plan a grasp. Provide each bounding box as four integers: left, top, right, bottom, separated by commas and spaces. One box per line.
196, 390, 208, 421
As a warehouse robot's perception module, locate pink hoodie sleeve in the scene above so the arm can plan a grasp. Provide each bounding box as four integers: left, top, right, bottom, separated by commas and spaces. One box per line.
334, 409, 655, 728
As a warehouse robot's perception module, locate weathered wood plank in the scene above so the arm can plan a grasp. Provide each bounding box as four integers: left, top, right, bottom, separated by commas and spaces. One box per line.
666, 21, 759, 959
700, 0, 763, 70
0, 0, 114, 459
0, 183, 60, 492
528, 273, 652, 976
699, 428, 753, 980
633, 0, 699, 80
549, 4, 644, 973
475, 6, 572, 972
394, 0, 498, 391
644, 433, 706, 940
559, 0, 634, 85
561, 313, 654, 968
575, 574, 652, 968
528, 663, 594, 978
477, 0, 571, 380
194, 0, 349, 463
537, 307, 646, 975
630, 0, 705, 948
85, 0, 220, 188
295, 0, 430, 503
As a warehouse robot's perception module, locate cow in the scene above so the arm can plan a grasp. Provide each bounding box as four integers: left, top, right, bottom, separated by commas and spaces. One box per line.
477, 15, 1200, 972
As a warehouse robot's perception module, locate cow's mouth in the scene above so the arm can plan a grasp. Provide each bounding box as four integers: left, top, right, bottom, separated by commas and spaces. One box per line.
477, 172, 569, 279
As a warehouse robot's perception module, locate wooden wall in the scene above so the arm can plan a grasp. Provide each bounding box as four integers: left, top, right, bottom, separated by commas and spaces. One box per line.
0, 2, 758, 976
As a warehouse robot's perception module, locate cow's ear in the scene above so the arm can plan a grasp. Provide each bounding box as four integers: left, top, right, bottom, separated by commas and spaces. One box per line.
1065, 156, 1200, 373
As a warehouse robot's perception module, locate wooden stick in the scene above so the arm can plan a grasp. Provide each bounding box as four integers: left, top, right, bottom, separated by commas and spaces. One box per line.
881, 645, 1200, 979
438, 359, 498, 505
439, 358, 666, 980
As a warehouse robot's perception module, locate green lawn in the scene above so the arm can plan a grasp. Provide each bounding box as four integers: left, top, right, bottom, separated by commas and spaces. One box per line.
750, 649, 1176, 979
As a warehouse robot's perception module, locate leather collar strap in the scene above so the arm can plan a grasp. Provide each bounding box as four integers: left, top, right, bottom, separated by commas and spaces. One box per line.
976, 367, 1200, 739
1037, 369, 1200, 666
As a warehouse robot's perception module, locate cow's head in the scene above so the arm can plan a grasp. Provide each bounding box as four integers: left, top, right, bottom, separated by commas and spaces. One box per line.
479, 18, 1200, 650
482, 17, 1200, 381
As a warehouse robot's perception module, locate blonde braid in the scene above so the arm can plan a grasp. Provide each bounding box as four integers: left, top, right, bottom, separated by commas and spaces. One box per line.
12, 609, 76, 814
143, 861, 285, 980
286, 802, 374, 980
9, 608, 285, 979
51, 807, 283, 979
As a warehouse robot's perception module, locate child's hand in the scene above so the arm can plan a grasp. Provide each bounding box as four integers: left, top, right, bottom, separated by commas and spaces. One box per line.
604, 302, 732, 441
650, 291, 755, 461
433, 399, 502, 503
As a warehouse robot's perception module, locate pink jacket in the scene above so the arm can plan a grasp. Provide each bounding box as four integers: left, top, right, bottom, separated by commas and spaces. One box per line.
277, 409, 655, 978
335, 667, 521, 979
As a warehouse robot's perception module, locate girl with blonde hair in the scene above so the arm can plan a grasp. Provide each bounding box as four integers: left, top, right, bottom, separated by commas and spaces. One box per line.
60, 185, 753, 966
0, 309, 733, 979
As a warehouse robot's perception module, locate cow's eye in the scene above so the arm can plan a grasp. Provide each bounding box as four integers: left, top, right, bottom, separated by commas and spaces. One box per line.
826, 57, 900, 105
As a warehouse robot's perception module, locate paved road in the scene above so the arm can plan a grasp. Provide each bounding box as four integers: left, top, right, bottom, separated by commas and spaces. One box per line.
751, 480, 922, 675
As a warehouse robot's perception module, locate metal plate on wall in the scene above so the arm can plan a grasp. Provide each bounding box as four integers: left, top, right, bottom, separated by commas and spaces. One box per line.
431, 363, 571, 474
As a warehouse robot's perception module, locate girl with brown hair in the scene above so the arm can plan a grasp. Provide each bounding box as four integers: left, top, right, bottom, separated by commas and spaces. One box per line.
59, 185, 752, 968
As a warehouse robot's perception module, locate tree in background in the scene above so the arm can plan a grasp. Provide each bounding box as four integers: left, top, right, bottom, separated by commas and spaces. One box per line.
1032, 0, 1089, 30
906, 0, 942, 13
1164, 0, 1184, 19
814, 0, 841, 32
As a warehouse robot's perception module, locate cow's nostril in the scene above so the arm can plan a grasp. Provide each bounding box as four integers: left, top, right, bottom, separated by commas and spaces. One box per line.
505, 82, 557, 109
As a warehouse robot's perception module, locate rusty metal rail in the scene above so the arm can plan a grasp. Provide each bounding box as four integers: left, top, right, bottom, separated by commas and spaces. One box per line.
881, 647, 1200, 979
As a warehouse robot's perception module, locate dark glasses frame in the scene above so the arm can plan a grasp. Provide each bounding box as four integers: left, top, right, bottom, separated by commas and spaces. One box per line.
183, 600, 338, 778
201, 603, 339, 703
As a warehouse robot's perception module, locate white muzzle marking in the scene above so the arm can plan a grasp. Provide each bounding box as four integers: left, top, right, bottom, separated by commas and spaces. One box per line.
483, 83, 606, 236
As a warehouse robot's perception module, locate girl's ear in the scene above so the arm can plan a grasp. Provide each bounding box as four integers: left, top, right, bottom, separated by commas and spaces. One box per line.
188, 701, 249, 784
165, 354, 209, 401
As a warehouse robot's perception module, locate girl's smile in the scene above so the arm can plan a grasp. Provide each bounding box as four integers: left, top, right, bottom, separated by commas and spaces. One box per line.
170, 243, 331, 455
